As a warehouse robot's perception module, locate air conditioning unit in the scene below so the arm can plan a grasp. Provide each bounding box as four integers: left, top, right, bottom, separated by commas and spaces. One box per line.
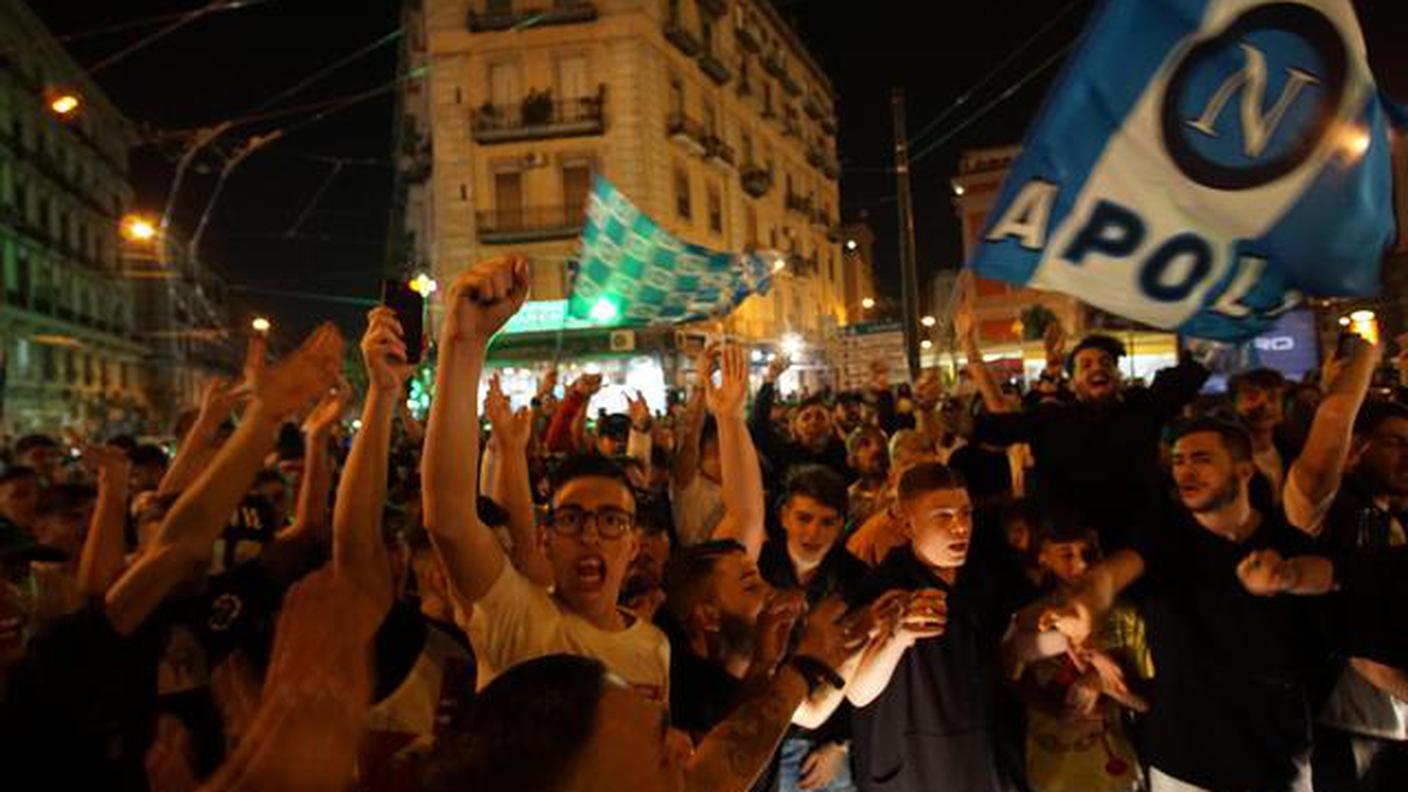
522, 151, 548, 168
610, 330, 636, 352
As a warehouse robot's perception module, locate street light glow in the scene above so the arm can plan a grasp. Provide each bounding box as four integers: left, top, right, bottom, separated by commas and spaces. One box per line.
780, 333, 804, 358
1338, 126, 1371, 159
953, 184, 966, 196
49, 93, 80, 116
920, 339, 933, 350
773, 257, 787, 273
845, 239, 858, 252
920, 315, 937, 328
409, 272, 437, 297
750, 349, 764, 363
251, 316, 272, 333
861, 297, 876, 310
121, 215, 157, 242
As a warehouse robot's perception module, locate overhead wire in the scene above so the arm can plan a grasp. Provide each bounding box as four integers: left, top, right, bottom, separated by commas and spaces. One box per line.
55, 0, 278, 43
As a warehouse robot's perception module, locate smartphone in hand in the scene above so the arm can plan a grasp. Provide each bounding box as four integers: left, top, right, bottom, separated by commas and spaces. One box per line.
381, 279, 425, 364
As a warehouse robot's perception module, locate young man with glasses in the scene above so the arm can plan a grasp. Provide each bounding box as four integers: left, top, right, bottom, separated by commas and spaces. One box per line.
423, 256, 670, 701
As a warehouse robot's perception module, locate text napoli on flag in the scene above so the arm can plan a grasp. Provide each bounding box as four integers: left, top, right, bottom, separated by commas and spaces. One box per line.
569, 175, 775, 325
968, 0, 1401, 342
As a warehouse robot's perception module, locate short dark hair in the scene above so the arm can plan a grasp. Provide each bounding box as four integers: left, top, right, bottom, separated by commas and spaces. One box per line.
634, 492, 673, 537
597, 414, 632, 440
1031, 505, 1100, 553
796, 394, 830, 413
1170, 417, 1253, 463
897, 462, 966, 504
15, 434, 58, 455
38, 483, 97, 517
477, 495, 510, 529
1066, 335, 1126, 374
782, 464, 848, 517
550, 454, 633, 494
0, 465, 38, 486
1353, 399, 1408, 437
106, 435, 138, 452
419, 654, 609, 792
128, 444, 169, 469
663, 539, 747, 623
1227, 368, 1286, 397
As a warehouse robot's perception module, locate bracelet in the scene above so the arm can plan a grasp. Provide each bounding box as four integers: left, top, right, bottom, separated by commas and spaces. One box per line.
789, 654, 845, 694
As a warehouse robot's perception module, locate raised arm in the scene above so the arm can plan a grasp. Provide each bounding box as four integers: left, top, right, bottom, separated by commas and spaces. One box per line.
748, 356, 788, 463
1037, 548, 1146, 646
671, 385, 707, 489
330, 308, 413, 613
545, 374, 599, 454
846, 589, 946, 708
106, 325, 345, 636
1285, 337, 1380, 535
75, 446, 132, 599
160, 373, 245, 496
956, 300, 1015, 416
284, 383, 348, 545
422, 256, 529, 604
706, 345, 766, 558
485, 373, 552, 587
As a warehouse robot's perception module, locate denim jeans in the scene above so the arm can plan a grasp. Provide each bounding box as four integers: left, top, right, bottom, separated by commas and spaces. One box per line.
777, 735, 856, 792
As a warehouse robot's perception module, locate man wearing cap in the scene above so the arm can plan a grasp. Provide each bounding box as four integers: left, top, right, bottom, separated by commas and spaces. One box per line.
970, 334, 1209, 549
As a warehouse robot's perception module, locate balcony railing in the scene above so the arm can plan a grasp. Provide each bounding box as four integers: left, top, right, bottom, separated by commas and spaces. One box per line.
472, 87, 605, 144
663, 14, 702, 56
781, 72, 801, 96
735, 24, 760, 53
698, 0, 727, 16
785, 192, 813, 216
699, 50, 732, 85
820, 116, 837, 136
740, 163, 771, 198
763, 52, 786, 78
467, 1, 598, 32
477, 205, 585, 244
803, 95, 824, 119
667, 112, 709, 153
806, 144, 826, 169
703, 135, 736, 168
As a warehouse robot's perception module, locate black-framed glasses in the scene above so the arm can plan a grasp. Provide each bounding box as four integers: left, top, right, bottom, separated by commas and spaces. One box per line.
548, 505, 635, 539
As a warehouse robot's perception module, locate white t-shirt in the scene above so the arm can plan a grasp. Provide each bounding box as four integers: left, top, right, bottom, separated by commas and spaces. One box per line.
671, 474, 725, 548
469, 563, 671, 702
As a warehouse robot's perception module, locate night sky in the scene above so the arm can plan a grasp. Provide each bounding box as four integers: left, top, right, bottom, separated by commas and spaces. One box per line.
30, 0, 1408, 343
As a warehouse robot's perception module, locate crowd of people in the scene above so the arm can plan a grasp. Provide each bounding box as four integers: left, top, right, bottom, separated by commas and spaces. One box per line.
1, 254, 1407, 792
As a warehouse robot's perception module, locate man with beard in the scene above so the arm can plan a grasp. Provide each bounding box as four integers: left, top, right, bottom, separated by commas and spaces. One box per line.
1041, 418, 1335, 792
847, 427, 889, 526
751, 357, 851, 482
423, 256, 670, 700
971, 333, 1208, 549
1281, 337, 1408, 791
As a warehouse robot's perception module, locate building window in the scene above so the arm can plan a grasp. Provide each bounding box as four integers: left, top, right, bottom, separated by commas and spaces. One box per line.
487, 0, 513, 14
120, 362, 129, 390
669, 74, 685, 116
741, 130, 753, 163
674, 166, 691, 219
707, 184, 723, 233
704, 102, 717, 135
488, 61, 522, 107
746, 205, 758, 248
65, 350, 76, 385
701, 18, 715, 54
762, 81, 772, 114
494, 170, 524, 227
556, 54, 590, 100
41, 345, 55, 382
83, 354, 92, 386
562, 161, 592, 220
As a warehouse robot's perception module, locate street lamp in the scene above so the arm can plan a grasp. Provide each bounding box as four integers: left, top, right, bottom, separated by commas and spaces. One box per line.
48, 92, 80, 117
780, 333, 804, 359
772, 257, 787, 273
861, 297, 876, 310
920, 315, 937, 328
920, 339, 934, 350
251, 316, 272, 334
120, 214, 158, 242
845, 239, 859, 252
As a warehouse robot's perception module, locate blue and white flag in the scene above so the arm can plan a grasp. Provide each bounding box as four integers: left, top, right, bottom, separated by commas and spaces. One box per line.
969, 0, 1401, 341
570, 176, 776, 325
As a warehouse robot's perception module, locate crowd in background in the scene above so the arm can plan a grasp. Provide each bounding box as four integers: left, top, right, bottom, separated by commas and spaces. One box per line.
1, 255, 1407, 792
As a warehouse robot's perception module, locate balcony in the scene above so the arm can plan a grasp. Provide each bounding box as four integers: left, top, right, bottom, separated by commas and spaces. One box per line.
699, 50, 732, 85
782, 116, 801, 139
735, 24, 760, 53
763, 52, 786, 79
781, 72, 801, 97
472, 87, 605, 144
820, 116, 837, 136
477, 205, 584, 244
785, 192, 812, 216
666, 112, 709, 154
703, 135, 736, 169
806, 143, 826, 170
663, 14, 702, 56
810, 206, 829, 230
740, 163, 771, 198
467, 1, 598, 32
698, 0, 727, 15
803, 95, 824, 120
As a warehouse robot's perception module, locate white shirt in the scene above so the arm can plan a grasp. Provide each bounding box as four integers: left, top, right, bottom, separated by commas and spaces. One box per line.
469, 562, 671, 702
671, 474, 725, 548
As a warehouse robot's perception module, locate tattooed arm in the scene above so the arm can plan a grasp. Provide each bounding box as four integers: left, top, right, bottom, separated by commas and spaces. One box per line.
686, 666, 809, 792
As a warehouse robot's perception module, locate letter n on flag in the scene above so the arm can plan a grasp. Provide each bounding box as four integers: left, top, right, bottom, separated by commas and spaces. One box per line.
968, 0, 1404, 342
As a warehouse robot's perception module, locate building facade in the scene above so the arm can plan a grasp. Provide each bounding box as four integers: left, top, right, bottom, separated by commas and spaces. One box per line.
0, 0, 146, 435
397, 0, 846, 355
837, 218, 877, 326
123, 225, 237, 434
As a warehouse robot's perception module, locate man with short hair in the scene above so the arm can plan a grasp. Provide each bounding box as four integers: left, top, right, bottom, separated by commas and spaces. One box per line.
0, 466, 40, 541
1280, 338, 1408, 790
843, 462, 1023, 792
1043, 418, 1337, 792
127, 444, 169, 496
750, 357, 850, 482
971, 333, 1208, 549
1228, 367, 1294, 504
14, 434, 61, 486
423, 256, 670, 699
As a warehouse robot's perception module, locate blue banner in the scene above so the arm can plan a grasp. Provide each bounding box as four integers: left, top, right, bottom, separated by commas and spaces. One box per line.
969, 0, 1401, 341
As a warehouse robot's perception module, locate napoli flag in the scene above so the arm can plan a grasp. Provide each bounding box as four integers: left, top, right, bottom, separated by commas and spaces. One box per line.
969, 0, 1402, 341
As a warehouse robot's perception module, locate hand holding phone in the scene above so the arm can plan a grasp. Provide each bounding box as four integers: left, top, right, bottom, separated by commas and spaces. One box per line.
381, 279, 425, 364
